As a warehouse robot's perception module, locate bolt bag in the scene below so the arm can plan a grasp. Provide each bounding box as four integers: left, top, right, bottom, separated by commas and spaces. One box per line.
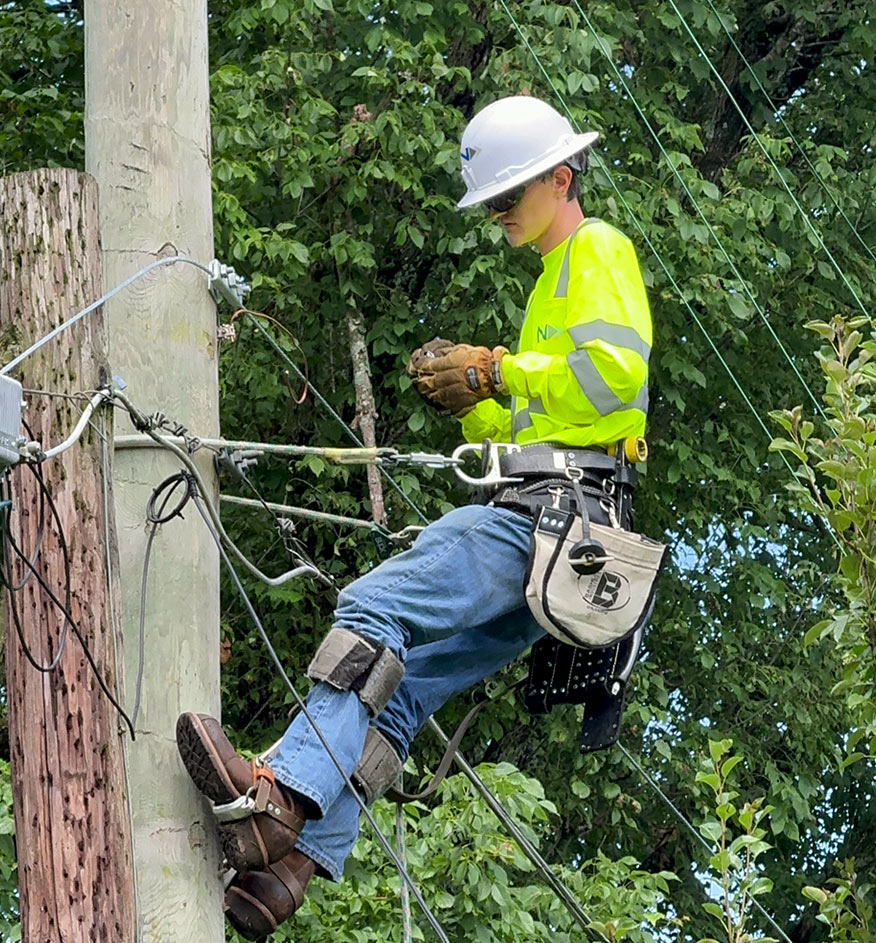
524, 503, 666, 649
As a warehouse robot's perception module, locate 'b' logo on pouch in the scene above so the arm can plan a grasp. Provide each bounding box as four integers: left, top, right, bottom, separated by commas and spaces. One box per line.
579, 570, 631, 611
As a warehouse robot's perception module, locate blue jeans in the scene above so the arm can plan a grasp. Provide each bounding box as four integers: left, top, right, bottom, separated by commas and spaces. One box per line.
269, 505, 545, 880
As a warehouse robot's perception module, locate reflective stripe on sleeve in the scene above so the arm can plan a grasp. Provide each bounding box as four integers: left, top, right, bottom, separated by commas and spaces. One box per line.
567, 348, 649, 416
568, 320, 651, 362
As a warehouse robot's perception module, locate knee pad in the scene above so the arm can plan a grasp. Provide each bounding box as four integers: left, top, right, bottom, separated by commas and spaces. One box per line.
352, 727, 403, 804
307, 627, 404, 718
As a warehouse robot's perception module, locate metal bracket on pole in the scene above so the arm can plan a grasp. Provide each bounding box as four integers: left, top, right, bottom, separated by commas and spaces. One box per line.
208, 259, 251, 309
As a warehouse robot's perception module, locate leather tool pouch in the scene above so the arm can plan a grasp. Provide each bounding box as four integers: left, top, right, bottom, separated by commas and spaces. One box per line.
523, 483, 667, 649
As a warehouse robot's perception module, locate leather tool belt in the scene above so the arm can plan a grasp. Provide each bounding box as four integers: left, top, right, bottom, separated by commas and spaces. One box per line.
487, 442, 656, 754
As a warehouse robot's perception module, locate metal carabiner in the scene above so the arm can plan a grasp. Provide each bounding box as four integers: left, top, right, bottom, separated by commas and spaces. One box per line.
451, 442, 523, 488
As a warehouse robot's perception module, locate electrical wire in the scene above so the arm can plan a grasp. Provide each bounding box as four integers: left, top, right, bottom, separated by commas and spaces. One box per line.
495, 0, 844, 552
663, 0, 871, 319
229, 308, 310, 404
428, 716, 610, 941
617, 743, 792, 943
0, 472, 68, 672
394, 794, 413, 943
236, 465, 334, 589
8, 457, 46, 592
700, 0, 876, 270
568, 0, 824, 418
112, 388, 328, 590
188, 489, 452, 943
41, 390, 111, 459
241, 314, 430, 525
132, 473, 195, 732
0, 255, 214, 378
0, 465, 135, 738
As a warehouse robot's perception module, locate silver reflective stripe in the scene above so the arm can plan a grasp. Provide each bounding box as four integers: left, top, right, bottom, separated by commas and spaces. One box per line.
529, 395, 546, 415
512, 409, 533, 436
620, 384, 649, 413
554, 218, 600, 298
554, 237, 575, 299
567, 349, 624, 415
567, 351, 650, 417
568, 320, 651, 362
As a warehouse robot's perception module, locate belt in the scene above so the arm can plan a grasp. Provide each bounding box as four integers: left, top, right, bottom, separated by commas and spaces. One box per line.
490, 478, 625, 528
498, 444, 636, 486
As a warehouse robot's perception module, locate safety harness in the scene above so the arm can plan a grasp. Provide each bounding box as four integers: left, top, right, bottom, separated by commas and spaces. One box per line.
489, 440, 663, 753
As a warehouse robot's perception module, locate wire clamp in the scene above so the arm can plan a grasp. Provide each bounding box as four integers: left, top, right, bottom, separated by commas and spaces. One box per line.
214, 447, 261, 481
217, 323, 237, 343
208, 259, 252, 309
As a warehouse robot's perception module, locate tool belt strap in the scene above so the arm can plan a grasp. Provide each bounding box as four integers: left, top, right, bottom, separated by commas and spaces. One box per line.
492, 478, 607, 517
499, 445, 637, 488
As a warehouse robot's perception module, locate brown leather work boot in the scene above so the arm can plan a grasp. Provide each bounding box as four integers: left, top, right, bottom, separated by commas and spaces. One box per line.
176, 712, 309, 872
224, 849, 317, 941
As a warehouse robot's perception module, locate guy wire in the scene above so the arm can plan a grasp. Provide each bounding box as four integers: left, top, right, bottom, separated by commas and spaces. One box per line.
188, 490, 452, 943
700, 0, 876, 270
0, 255, 214, 378
617, 743, 793, 943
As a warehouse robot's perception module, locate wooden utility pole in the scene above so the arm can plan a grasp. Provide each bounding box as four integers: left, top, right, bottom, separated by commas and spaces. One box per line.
84, 1, 223, 940
0, 168, 136, 942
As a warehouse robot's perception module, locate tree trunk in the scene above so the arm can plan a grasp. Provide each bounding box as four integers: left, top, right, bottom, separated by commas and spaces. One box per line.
345, 305, 387, 526
0, 168, 136, 943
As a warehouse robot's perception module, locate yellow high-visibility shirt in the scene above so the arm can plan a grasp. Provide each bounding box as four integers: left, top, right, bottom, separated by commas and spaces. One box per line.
460, 218, 651, 449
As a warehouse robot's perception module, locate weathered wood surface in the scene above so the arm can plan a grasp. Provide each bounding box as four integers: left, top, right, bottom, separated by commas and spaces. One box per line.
85, 1, 224, 939
0, 167, 136, 943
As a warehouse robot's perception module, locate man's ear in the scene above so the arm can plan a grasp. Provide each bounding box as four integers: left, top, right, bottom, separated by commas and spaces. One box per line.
553, 165, 573, 199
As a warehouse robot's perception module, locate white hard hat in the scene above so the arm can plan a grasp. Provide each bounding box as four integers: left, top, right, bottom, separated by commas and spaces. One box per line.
457, 96, 599, 209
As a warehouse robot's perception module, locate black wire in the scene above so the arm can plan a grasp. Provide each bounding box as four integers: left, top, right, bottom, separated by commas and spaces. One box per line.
237, 467, 337, 591
132, 472, 196, 731
1, 465, 136, 739
0, 470, 70, 672
10, 457, 46, 591
189, 492, 451, 943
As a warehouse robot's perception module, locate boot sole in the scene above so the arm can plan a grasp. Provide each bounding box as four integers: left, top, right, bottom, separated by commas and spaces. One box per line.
224, 885, 278, 940
176, 712, 241, 804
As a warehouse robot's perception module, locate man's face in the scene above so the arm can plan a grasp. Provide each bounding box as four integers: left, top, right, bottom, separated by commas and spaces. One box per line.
488, 171, 565, 248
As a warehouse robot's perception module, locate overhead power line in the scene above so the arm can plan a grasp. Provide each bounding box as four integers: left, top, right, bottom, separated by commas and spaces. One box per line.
700, 0, 876, 270
0, 255, 214, 378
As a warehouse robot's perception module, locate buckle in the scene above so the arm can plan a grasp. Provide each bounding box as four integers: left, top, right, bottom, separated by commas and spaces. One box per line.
251, 758, 275, 786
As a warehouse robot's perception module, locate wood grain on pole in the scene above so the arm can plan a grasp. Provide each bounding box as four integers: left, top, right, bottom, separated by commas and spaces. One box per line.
0, 168, 136, 943
84, 1, 223, 939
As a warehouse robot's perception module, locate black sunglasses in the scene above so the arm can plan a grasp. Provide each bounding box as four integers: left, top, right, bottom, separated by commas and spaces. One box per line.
483, 183, 527, 214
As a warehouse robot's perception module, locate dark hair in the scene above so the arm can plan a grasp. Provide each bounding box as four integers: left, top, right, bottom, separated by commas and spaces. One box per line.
564, 148, 590, 202
542, 148, 590, 202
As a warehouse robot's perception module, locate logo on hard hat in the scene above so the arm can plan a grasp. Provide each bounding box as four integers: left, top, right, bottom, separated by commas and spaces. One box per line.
460, 147, 479, 162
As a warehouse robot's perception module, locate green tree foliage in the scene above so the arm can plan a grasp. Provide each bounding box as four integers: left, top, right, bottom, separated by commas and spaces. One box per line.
2, 0, 876, 940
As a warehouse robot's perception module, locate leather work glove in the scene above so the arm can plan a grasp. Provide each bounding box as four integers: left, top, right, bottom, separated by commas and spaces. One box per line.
412, 343, 509, 417
405, 337, 457, 414
405, 337, 457, 377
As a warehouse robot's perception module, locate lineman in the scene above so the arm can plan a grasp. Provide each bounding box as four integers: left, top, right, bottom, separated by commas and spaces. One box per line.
177, 95, 652, 939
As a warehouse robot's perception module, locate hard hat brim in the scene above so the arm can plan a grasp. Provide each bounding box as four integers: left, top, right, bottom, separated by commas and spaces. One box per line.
457, 131, 599, 209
